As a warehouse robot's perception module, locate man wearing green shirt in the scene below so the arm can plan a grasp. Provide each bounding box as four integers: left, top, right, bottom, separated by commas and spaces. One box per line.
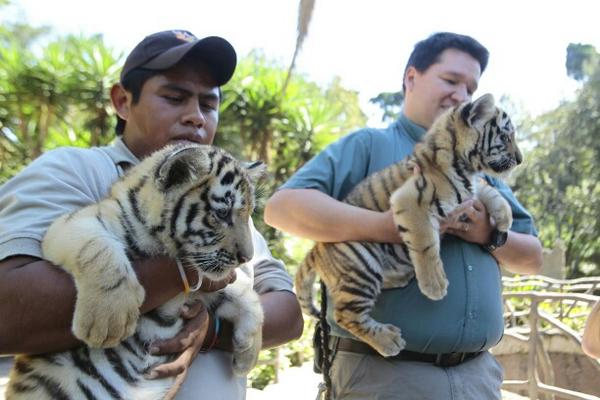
265, 32, 542, 399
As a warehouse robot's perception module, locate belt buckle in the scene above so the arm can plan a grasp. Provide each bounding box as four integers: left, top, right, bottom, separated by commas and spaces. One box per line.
434, 352, 465, 367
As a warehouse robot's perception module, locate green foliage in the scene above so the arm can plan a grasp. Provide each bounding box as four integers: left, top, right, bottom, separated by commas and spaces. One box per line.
248, 349, 281, 390
513, 54, 600, 277
369, 90, 404, 123
216, 50, 366, 262
248, 318, 317, 389
0, 31, 121, 183
566, 43, 598, 82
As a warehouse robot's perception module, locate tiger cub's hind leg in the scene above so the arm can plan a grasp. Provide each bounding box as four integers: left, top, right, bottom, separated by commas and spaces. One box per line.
331, 284, 405, 357
390, 185, 448, 300
328, 242, 406, 357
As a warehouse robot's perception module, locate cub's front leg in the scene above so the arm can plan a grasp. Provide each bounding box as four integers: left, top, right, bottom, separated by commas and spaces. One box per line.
476, 183, 513, 232
42, 214, 145, 348
390, 183, 448, 300
215, 281, 264, 376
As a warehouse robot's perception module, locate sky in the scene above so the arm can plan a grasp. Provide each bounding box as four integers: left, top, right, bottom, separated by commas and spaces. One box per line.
4, 0, 600, 126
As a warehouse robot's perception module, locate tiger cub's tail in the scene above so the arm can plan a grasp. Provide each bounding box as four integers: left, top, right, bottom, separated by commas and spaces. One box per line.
295, 246, 322, 318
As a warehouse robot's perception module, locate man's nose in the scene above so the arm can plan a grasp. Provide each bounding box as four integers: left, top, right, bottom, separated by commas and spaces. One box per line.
182, 100, 205, 127
451, 84, 470, 104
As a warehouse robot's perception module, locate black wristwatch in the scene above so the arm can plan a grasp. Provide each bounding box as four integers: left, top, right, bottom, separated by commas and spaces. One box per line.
484, 228, 508, 253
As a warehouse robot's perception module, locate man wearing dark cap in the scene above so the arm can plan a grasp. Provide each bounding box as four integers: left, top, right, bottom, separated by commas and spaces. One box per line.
0, 30, 303, 398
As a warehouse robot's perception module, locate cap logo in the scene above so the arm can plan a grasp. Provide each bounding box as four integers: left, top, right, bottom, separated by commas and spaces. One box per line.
173, 30, 196, 43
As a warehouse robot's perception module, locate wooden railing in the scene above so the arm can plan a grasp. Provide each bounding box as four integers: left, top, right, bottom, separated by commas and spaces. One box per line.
501, 275, 600, 400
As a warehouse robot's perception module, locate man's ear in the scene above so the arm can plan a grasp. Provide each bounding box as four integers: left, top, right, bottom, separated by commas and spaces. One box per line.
404, 66, 417, 92
111, 83, 131, 121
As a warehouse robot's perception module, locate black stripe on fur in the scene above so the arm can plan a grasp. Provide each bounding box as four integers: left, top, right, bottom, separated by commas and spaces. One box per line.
104, 348, 138, 384
145, 309, 178, 328
77, 379, 99, 400
29, 373, 71, 400
71, 348, 124, 399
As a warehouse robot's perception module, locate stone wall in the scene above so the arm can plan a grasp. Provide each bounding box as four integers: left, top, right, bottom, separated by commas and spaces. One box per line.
492, 333, 600, 399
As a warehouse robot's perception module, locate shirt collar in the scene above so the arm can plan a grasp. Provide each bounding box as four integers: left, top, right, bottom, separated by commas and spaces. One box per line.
102, 137, 140, 168
396, 112, 427, 142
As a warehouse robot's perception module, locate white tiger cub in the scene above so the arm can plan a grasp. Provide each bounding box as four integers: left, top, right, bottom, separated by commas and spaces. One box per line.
296, 94, 522, 357
7, 144, 266, 400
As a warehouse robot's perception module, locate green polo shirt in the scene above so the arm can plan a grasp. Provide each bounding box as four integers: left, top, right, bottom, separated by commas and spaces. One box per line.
281, 113, 536, 353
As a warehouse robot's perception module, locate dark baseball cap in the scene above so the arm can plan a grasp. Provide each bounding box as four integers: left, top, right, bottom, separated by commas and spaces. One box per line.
120, 30, 237, 86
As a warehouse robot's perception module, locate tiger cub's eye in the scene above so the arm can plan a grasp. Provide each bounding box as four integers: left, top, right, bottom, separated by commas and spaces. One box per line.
215, 208, 231, 220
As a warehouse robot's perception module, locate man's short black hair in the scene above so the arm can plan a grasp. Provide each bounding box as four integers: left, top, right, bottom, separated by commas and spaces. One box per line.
402, 32, 489, 92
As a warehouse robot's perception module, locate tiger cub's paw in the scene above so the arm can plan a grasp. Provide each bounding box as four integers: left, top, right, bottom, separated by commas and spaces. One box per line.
416, 259, 448, 301
492, 201, 513, 233
370, 324, 406, 357
232, 331, 262, 376
73, 278, 145, 348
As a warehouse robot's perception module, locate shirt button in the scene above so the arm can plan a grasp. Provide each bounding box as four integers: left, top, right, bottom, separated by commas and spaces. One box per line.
467, 265, 473, 271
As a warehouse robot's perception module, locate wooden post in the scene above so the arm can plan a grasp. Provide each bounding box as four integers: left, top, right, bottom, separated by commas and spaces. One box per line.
529, 296, 539, 400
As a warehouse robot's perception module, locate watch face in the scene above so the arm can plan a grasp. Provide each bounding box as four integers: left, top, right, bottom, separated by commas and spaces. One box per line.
485, 229, 508, 252
495, 230, 508, 247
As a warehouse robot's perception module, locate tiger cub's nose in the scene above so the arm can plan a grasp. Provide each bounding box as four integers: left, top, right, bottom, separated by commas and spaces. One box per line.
237, 251, 251, 264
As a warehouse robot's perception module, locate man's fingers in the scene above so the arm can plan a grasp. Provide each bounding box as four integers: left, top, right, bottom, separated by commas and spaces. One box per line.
181, 301, 204, 319
151, 334, 194, 355
200, 271, 236, 292
147, 359, 186, 379
471, 198, 485, 212
151, 310, 209, 355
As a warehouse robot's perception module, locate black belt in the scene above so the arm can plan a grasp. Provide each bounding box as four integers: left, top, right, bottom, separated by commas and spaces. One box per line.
330, 337, 481, 367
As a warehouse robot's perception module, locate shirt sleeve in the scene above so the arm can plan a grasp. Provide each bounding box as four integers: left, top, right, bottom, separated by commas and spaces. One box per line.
248, 218, 293, 294
279, 130, 374, 200
0, 148, 116, 261
485, 175, 538, 236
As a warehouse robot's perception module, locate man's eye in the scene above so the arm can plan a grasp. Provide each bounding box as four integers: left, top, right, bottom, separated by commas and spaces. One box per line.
201, 103, 217, 111
164, 96, 183, 103
444, 79, 457, 85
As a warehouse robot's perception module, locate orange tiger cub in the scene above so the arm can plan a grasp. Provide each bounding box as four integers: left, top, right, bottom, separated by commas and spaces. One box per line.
295, 94, 522, 357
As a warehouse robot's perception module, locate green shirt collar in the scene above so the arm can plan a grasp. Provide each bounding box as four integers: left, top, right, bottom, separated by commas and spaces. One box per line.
397, 112, 427, 142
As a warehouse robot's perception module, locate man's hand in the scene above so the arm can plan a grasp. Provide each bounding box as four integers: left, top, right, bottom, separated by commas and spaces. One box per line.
441, 198, 493, 245
146, 271, 236, 398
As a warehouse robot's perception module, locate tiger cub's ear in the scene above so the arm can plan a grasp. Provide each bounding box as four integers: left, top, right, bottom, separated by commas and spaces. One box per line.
156, 146, 209, 190
460, 93, 496, 131
243, 161, 267, 184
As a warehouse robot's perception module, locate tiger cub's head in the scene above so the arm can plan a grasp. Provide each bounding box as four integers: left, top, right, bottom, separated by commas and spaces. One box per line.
446, 93, 522, 176
145, 144, 265, 281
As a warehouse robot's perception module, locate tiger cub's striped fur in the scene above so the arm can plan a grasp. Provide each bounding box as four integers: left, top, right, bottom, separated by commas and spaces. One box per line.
296, 94, 522, 357
7, 144, 265, 400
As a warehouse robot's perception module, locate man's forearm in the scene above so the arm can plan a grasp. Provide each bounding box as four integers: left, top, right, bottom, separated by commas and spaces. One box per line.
0, 255, 185, 355
265, 188, 400, 244
582, 300, 600, 358
260, 290, 303, 348
495, 231, 543, 275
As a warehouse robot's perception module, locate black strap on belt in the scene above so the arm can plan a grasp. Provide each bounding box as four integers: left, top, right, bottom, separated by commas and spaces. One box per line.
331, 336, 482, 367
319, 280, 332, 400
